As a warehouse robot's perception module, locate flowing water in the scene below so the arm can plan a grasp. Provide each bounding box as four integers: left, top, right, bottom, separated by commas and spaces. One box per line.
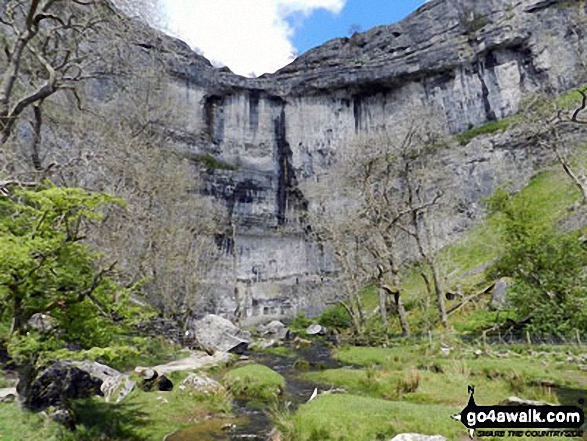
167, 341, 343, 441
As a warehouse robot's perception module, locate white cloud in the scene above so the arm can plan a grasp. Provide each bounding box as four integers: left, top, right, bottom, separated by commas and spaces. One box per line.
160, 0, 345, 77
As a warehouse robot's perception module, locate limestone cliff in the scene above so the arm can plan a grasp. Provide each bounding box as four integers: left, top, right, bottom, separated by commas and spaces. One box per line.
8, 0, 585, 324
136, 0, 586, 324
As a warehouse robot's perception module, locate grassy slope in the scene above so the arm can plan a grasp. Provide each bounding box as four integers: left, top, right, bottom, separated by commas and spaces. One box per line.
294, 345, 587, 441
361, 165, 583, 334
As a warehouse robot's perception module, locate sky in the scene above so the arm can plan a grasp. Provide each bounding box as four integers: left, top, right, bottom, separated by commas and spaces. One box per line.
160, 0, 427, 77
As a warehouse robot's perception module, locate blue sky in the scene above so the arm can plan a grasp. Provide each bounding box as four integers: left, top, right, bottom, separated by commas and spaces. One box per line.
290, 0, 427, 56
161, 0, 427, 77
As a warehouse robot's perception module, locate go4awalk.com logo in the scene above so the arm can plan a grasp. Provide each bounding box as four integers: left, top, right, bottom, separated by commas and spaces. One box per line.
451, 386, 585, 438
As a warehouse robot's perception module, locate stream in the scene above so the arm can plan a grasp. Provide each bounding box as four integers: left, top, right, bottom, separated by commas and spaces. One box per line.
167, 341, 343, 441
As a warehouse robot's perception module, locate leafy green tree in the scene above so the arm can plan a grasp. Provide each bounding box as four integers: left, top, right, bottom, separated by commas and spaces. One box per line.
487, 189, 587, 336
0, 183, 138, 402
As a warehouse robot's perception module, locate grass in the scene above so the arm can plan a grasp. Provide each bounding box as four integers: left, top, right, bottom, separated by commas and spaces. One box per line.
0, 385, 233, 441
256, 345, 296, 358
456, 119, 512, 146
292, 345, 587, 441
181, 152, 238, 171
223, 364, 285, 400
285, 394, 462, 441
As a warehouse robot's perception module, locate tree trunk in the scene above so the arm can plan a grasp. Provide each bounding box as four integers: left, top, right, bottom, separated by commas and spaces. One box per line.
554, 147, 587, 204
394, 292, 410, 338
378, 286, 389, 329
389, 258, 410, 337
429, 257, 448, 329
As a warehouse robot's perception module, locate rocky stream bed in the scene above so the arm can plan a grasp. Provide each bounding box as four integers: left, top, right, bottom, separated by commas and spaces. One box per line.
166, 341, 344, 441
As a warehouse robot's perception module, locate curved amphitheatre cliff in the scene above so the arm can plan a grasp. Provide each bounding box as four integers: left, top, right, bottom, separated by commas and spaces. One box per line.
54, 0, 587, 323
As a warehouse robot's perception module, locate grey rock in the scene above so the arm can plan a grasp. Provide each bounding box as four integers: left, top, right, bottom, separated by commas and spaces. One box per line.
258, 320, 289, 340
27, 313, 57, 334
490, 278, 511, 310
390, 435, 447, 441
48, 406, 76, 430
20, 364, 103, 412
500, 396, 552, 406
180, 373, 225, 394
192, 314, 252, 354
139, 368, 158, 381
0, 393, 16, 404
66, 361, 135, 403
306, 324, 325, 335
250, 339, 279, 351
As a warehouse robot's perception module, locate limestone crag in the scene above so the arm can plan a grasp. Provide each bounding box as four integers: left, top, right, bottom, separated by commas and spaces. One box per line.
135, 0, 587, 324
14, 0, 586, 324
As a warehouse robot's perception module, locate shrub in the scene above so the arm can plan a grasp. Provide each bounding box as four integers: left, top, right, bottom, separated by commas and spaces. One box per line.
318, 305, 352, 330
486, 190, 587, 336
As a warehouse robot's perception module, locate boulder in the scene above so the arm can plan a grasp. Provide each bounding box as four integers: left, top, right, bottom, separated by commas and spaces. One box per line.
20, 364, 103, 412
306, 324, 325, 335
490, 278, 511, 310
67, 360, 135, 403
258, 321, 289, 340
137, 369, 159, 392
180, 373, 225, 394
101, 375, 136, 403
250, 339, 279, 351
390, 435, 447, 441
192, 314, 252, 354
0, 392, 16, 403
27, 313, 57, 334
48, 406, 76, 430
293, 336, 312, 349
144, 350, 232, 376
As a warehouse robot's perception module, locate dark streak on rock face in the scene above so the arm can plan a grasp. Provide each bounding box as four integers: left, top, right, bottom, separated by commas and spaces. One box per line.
249, 89, 260, 132
273, 106, 309, 226
204, 95, 225, 144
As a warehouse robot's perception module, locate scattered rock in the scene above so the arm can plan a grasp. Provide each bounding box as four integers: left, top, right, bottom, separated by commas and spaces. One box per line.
66, 360, 135, 403
293, 337, 312, 349
180, 373, 225, 394
136, 317, 196, 348
258, 321, 289, 340
0, 393, 16, 403
67, 360, 122, 380
137, 369, 159, 392
192, 314, 252, 354
48, 406, 76, 430
250, 339, 279, 351
490, 278, 511, 310
101, 375, 136, 403
500, 396, 552, 406
139, 368, 158, 382
157, 375, 174, 392
306, 324, 325, 335
27, 313, 57, 334
145, 350, 232, 376
390, 435, 446, 441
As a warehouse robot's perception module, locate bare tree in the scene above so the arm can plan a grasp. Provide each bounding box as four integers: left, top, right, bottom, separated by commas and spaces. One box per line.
302, 176, 367, 334
308, 107, 449, 335
0, 1, 115, 147
520, 90, 587, 205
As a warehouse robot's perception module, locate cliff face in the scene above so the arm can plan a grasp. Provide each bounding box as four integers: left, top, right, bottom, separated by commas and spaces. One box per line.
91, 0, 587, 323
